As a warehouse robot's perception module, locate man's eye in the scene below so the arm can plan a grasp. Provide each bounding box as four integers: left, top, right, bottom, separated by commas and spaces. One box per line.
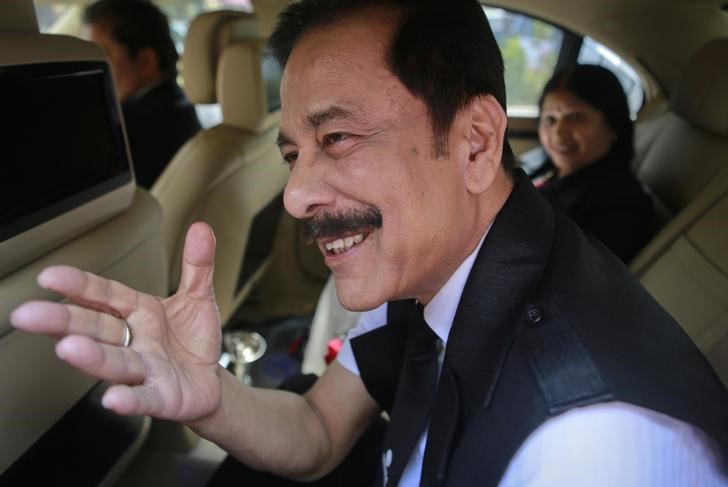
541, 116, 556, 126
282, 151, 298, 166
323, 133, 349, 146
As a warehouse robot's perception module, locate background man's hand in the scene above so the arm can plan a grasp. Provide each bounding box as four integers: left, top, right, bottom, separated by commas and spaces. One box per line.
10, 222, 223, 422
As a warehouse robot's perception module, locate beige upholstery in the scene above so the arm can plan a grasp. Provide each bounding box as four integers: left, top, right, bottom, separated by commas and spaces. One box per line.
631, 170, 728, 387
250, 0, 292, 37
182, 11, 262, 104
635, 39, 728, 217
152, 11, 289, 325
631, 39, 728, 387
0, 188, 167, 475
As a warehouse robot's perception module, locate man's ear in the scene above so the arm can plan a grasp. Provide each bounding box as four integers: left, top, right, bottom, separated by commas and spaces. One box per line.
464, 94, 508, 195
134, 47, 161, 79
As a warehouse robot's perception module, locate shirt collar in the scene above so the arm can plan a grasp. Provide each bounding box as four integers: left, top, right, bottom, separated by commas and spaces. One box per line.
423, 225, 490, 344
127, 79, 165, 102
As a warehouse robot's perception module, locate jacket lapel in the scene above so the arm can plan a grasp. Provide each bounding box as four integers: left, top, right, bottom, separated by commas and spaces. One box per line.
421, 171, 556, 485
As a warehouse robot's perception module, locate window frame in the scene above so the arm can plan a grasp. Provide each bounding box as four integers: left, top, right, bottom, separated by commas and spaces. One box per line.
482, 4, 646, 119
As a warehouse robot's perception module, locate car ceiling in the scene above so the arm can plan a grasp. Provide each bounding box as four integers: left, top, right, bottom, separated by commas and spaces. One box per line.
485, 0, 728, 97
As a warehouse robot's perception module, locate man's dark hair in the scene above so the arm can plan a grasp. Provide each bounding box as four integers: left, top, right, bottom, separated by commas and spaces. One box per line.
539, 64, 634, 166
269, 0, 514, 167
84, 0, 179, 78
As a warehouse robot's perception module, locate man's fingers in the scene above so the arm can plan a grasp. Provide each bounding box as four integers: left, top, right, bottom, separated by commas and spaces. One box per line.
10, 301, 70, 336
55, 335, 147, 384
11, 301, 132, 346
36, 265, 143, 317
177, 222, 216, 297
102, 384, 165, 417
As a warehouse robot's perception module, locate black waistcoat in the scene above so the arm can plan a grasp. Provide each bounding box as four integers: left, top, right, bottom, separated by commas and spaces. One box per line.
351, 172, 728, 486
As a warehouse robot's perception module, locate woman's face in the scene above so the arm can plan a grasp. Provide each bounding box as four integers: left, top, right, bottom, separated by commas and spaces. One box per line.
538, 90, 616, 177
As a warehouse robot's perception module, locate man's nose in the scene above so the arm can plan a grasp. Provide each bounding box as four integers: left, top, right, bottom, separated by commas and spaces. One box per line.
283, 153, 335, 220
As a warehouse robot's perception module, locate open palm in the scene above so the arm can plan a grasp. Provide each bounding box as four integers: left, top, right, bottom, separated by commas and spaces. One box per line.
11, 222, 226, 422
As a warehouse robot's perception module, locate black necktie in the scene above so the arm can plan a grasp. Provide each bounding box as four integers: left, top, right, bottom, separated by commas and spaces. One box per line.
380, 303, 440, 486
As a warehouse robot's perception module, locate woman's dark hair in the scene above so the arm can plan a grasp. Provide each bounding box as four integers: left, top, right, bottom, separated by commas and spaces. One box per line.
268, 0, 514, 167
84, 0, 179, 78
539, 64, 634, 165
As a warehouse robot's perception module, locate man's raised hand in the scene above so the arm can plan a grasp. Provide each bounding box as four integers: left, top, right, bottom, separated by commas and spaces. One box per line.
10, 222, 224, 422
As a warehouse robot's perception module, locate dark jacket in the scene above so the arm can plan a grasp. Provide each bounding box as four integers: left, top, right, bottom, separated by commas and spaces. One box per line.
352, 171, 728, 486
122, 78, 201, 189
537, 155, 655, 263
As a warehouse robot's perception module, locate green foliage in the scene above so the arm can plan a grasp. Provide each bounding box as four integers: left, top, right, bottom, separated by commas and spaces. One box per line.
499, 33, 560, 111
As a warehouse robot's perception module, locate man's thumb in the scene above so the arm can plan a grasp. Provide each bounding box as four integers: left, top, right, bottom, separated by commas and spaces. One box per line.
177, 222, 216, 296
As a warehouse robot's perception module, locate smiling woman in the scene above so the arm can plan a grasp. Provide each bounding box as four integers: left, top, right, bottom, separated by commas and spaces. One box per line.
532, 64, 656, 263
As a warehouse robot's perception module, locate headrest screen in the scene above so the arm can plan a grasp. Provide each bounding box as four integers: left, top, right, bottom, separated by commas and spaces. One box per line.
0, 61, 132, 241
261, 51, 281, 113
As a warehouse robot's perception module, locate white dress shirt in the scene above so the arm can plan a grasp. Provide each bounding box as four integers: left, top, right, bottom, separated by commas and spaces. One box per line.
336, 234, 727, 486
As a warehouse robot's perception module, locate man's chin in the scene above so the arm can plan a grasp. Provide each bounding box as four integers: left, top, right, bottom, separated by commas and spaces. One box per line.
333, 278, 387, 312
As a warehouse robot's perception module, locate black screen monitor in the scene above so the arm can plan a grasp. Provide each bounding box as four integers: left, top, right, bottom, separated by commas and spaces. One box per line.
0, 43, 135, 276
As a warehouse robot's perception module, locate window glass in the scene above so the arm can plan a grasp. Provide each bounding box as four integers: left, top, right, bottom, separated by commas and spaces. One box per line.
484, 7, 564, 117
34, 3, 74, 33
577, 37, 644, 116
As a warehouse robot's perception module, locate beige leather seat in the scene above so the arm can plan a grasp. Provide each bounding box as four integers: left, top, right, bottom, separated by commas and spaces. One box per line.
1, 191, 167, 475
1, 3, 168, 480
631, 39, 728, 386
634, 39, 728, 221
152, 11, 290, 326
631, 171, 728, 387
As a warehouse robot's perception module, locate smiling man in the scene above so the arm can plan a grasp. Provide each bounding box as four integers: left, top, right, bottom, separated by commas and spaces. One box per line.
10, 0, 728, 486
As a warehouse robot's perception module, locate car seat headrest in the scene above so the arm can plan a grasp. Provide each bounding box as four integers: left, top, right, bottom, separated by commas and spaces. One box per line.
671, 38, 728, 137
182, 10, 261, 104
217, 40, 281, 133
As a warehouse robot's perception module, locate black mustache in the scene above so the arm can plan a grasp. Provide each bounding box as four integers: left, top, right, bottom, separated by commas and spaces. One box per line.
302, 206, 383, 243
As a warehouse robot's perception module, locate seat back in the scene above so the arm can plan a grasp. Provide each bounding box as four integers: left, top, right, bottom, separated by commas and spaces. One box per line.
152, 11, 289, 325
631, 170, 728, 387
634, 39, 728, 219
0, 8, 167, 481
631, 39, 728, 386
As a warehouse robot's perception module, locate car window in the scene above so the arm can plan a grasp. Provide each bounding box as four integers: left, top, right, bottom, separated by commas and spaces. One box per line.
577, 37, 644, 116
484, 7, 564, 117
34, 3, 74, 32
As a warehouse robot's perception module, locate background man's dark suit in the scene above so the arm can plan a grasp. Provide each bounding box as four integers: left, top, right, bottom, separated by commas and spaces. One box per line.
122, 78, 201, 189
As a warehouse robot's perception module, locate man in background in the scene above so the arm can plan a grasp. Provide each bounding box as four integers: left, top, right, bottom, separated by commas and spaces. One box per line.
84, 0, 201, 189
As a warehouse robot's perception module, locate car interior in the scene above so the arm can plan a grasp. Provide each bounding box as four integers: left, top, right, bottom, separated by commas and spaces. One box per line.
151, 9, 290, 326
1, 0, 726, 485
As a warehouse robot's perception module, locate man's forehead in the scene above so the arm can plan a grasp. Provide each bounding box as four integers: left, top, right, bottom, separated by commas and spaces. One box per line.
279, 25, 400, 115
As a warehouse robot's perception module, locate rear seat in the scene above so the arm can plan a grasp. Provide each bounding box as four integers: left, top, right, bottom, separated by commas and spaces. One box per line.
633, 39, 728, 221
630, 39, 728, 386
631, 172, 728, 386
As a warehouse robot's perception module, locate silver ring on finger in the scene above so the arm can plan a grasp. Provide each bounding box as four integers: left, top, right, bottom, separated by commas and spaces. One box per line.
121, 320, 134, 348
